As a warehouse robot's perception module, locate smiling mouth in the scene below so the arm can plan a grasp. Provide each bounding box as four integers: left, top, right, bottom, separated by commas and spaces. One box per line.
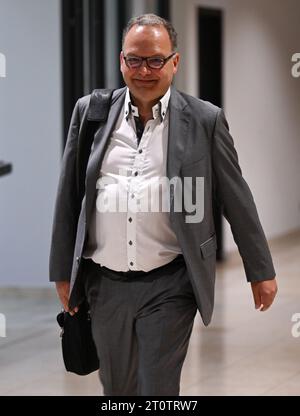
134, 79, 157, 83
133, 79, 157, 88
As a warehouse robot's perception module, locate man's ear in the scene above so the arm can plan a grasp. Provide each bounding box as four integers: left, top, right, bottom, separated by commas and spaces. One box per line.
173, 53, 180, 74
120, 51, 124, 71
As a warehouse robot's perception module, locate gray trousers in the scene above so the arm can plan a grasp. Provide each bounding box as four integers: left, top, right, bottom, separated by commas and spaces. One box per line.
83, 255, 197, 396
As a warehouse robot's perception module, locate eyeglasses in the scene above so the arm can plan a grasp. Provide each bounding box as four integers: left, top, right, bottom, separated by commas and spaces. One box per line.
123, 52, 176, 69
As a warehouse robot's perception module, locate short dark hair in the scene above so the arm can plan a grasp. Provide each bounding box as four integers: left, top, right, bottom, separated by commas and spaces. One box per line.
122, 13, 178, 52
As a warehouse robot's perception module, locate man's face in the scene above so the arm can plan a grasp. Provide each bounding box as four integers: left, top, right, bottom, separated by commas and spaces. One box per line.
120, 24, 180, 104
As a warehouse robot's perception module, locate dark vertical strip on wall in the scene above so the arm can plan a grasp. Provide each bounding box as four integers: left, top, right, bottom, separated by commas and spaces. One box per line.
198, 7, 224, 260
89, 0, 106, 90
157, 0, 170, 20
62, 0, 84, 148
117, 0, 131, 87
198, 8, 222, 106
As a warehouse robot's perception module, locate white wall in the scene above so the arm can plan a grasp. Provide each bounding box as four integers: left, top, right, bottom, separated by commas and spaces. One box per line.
171, 0, 300, 253
0, 0, 62, 286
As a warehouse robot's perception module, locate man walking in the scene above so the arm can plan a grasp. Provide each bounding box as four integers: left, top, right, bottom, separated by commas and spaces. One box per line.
50, 14, 277, 396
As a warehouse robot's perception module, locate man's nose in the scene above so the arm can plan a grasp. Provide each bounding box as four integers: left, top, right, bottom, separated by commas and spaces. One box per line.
138, 62, 152, 76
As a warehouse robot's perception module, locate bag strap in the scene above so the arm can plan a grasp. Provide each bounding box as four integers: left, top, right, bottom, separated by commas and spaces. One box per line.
76, 88, 114, 208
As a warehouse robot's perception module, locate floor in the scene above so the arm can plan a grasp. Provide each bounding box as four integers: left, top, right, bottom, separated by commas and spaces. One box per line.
0, 230, 299, 396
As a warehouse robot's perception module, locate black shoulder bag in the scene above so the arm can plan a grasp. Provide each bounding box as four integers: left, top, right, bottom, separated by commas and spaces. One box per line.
56, 88, 114, 376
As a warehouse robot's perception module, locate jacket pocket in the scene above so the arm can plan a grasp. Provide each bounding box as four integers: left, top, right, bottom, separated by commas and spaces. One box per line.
200, 234, 217, 259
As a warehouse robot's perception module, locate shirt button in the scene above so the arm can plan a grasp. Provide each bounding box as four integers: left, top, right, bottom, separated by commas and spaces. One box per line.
139, 149, 142, 154
129, 240, 133, 245
130, 262, 133, 266
134, 171, 138, 176
128, 217, 132, 222
131, 194, 135, 198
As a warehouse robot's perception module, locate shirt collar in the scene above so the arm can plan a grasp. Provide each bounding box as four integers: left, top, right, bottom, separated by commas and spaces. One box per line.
124, 87, 170, 122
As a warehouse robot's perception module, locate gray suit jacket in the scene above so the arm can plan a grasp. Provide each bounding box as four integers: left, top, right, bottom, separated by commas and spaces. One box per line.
49, 85, 276, 326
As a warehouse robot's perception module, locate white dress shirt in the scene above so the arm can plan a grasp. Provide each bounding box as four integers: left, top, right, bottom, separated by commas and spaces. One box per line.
82, 87, 182, 271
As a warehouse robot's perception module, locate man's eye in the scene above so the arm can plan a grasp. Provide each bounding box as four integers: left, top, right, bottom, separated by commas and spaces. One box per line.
127, 58, 141, 66
149, 58, 163, 65
148, 58, 164, 68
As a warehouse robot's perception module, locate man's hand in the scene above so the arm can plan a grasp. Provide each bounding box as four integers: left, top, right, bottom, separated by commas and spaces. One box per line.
55, 281, 79, 316
250, 278, 278, 311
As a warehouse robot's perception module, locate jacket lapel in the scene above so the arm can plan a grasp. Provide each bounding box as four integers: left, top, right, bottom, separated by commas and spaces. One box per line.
85, 87, 126, 225
167, 86, 190, 208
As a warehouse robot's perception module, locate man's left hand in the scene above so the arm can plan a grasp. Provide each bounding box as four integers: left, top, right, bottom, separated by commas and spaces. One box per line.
250, 278, 278, 311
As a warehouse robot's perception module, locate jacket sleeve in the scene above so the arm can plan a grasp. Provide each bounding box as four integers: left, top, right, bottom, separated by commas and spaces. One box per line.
49, 99, 81, 282
212, 108, 276, 282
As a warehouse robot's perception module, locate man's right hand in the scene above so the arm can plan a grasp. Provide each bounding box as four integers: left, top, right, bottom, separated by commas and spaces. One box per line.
55, 281, 79, 316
